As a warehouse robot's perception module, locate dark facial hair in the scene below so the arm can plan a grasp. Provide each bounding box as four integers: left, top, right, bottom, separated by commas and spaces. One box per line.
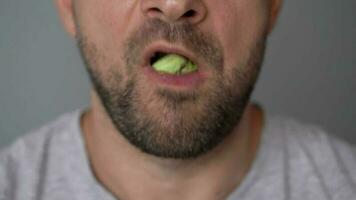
77, 18, 266, 159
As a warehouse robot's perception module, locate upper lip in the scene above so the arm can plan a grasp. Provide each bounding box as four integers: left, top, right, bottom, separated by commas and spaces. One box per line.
141, 42, 203, 69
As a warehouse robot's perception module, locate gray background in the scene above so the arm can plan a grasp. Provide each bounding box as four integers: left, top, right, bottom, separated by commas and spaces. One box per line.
0, 0, 355, 148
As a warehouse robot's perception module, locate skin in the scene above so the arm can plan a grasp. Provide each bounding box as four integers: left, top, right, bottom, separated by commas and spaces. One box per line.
55, 0, 281, 199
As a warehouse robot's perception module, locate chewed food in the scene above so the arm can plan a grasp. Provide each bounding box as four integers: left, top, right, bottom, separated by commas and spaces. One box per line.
152, 53, 198, 75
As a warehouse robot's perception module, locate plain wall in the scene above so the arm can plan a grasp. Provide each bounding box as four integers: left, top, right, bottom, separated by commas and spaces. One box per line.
0, 0, 355, 148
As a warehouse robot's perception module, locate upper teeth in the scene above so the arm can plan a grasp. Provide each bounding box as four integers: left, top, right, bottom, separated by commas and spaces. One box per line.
152, 53, 198, 75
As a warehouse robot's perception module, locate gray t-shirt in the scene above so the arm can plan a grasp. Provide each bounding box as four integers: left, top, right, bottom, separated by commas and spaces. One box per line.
0, 110, 355, 200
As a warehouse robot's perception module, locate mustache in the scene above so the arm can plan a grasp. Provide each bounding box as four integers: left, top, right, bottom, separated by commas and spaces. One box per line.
123, 18, 223, 70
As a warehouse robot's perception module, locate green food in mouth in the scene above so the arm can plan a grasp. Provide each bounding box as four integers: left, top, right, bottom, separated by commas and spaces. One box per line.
152, 53, 198, 75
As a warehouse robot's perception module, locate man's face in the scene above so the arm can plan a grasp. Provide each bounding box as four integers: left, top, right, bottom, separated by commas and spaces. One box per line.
61, 0, 277, 159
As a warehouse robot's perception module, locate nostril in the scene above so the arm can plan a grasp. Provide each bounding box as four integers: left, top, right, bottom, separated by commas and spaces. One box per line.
183, 10, 196, 18
142, 0, 206, 24
149, 7, 161, 13
146, 7, 165, 19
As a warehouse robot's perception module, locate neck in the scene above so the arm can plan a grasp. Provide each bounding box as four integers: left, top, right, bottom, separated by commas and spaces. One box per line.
81, 91, 263, 200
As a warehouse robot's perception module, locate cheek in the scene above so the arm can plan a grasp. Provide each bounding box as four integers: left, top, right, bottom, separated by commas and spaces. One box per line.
76, 0, 137, 76
212, 1, 268, 73
77, 0, 136, 50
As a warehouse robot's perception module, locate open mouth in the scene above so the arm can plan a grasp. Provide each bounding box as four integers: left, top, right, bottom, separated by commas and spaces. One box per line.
142, 45, 207, 88
149, 51, 198, 75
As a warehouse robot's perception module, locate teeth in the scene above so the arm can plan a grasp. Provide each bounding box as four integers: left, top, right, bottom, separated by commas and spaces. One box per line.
152, 53, 198, 75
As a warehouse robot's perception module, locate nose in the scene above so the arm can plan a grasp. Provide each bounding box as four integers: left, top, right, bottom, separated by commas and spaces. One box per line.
141, 0, 207, 24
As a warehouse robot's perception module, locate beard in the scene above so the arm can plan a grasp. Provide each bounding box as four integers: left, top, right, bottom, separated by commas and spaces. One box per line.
77, 18, 267, 159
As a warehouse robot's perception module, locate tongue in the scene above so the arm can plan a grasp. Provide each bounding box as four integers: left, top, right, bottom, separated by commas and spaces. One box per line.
152, 53, 198, 75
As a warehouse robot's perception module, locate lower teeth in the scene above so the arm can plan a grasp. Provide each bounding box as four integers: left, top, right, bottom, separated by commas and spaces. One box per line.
152, 53, 198, 74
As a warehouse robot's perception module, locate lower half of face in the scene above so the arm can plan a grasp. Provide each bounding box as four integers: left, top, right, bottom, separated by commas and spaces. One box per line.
76, 17, 267, 159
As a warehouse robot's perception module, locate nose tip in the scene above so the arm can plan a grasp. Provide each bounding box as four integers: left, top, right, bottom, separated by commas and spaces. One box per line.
141, 0, 207, 24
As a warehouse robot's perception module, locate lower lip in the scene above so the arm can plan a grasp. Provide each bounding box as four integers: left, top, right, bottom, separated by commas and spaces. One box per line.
143, 65, 207, 88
